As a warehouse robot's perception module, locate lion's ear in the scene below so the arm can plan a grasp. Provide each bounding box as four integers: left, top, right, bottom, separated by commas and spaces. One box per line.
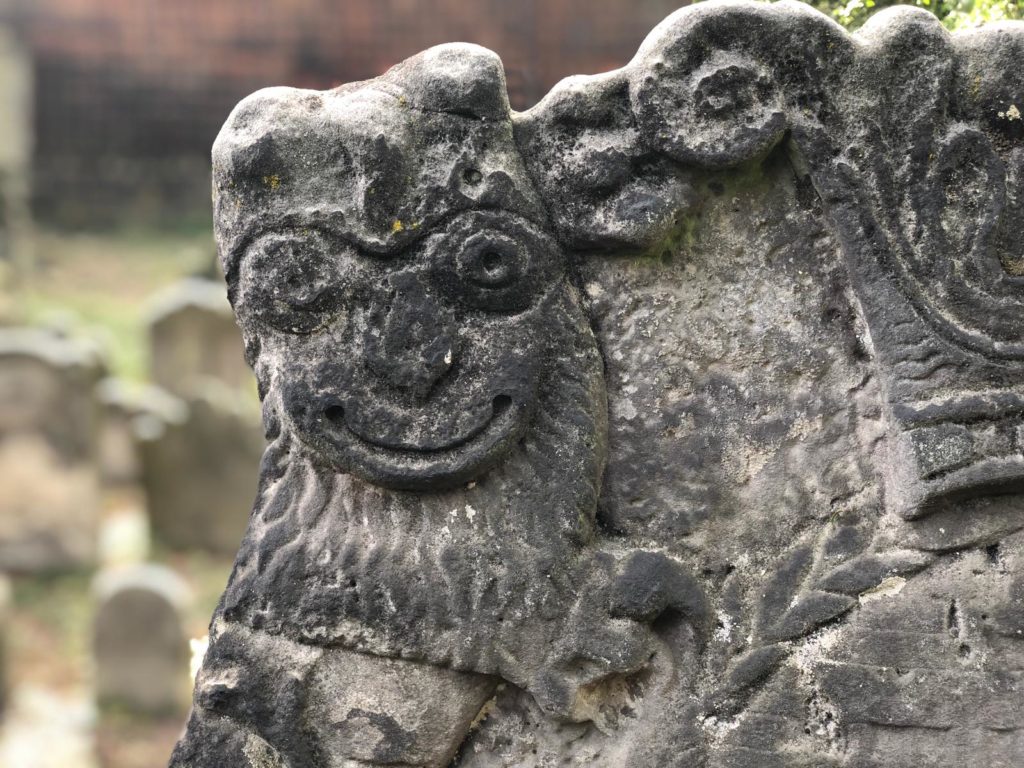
515, 2, 852, 256
380, 42, 511, 122
514, 70, 696, 254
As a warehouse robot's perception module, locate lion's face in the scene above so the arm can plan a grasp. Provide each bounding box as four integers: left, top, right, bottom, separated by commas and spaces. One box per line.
211, 60, 613, 676
233, 208, 569, 490
212, 47, 581, 492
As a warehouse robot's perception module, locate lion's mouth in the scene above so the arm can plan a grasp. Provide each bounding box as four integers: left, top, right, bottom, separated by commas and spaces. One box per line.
322, 394, 516, 454
310, 393, 525, 490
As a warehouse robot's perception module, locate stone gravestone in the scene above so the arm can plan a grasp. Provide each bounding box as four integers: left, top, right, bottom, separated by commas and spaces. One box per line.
147, 276, 252, 400
137, 384, 264, 555
0, 328, 103, 572
0, 574, 10, 716
142, 277, 263, 554
95, 377, 148, 488
0, 22, 32, 289
94, 563, 192, 714
172, 3, 1024, 766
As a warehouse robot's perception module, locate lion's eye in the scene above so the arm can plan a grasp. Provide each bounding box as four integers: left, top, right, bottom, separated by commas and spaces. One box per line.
458, 235, 526, 291
272, 249, 329, 305
433, 211, 564, 314
241, 230, 357, 333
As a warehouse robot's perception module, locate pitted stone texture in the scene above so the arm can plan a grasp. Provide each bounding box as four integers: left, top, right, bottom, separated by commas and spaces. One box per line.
173, 3, 1024, 767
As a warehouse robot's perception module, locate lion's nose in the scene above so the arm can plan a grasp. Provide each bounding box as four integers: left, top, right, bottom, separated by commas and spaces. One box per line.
365, 272, 456, 399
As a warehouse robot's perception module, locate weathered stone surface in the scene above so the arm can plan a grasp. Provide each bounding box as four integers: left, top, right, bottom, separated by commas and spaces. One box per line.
0, 328, 103, 572
147, 277, 253, 400
137, 384, 263, 555
94, 563, 191, 714
173, 3, 1024, 766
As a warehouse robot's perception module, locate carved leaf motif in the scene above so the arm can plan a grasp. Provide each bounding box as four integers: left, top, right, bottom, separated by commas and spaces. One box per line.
749, 532, 933, 664
721, 643, 789, 699
815, 550, 932, 595
701, 642, 790, 720
751, 542, 839, 643
765, 591, 856, 644
891, 125, 1024, 359
994, 148, 1024, 278
752, 543, 814, 644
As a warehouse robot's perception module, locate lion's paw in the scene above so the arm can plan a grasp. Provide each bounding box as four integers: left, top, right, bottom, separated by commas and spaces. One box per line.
524, 550, 710, 722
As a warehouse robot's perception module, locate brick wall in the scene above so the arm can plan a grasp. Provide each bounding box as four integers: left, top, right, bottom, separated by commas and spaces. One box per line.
1, 0, 687, 228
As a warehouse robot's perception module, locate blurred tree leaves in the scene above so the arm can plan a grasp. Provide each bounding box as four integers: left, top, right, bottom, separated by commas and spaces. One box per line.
803, 0, 1023, 29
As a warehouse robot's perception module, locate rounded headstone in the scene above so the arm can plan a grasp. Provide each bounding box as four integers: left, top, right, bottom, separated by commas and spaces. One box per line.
93, 563, 191, 715
0, 328, 104, 572
136, 383, 263, 555
146, 277, 253, 399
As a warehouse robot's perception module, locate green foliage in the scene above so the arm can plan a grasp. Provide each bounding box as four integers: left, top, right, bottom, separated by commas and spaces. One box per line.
804, 0, 1024, 30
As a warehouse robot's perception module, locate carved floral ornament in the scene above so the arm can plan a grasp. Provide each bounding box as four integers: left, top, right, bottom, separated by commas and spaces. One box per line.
173, 2, 1024, 767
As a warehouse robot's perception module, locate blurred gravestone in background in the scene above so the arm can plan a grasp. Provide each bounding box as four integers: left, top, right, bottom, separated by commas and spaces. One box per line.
146, 278, 251, 400
0, 575, 10, 715
93, 564, 191, 715
95, 378, 147, 489
138, 276, 260, 555
137, 386, 263, 555
0, 328, 103, 572
0, 20, 31, 289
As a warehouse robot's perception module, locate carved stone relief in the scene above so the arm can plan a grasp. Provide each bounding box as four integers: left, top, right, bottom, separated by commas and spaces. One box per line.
171, 3, 1024, 766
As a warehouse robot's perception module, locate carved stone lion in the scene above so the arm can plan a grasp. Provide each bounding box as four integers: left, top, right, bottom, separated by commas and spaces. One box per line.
173, 3, 1024, 766
172, 38, 705, 768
